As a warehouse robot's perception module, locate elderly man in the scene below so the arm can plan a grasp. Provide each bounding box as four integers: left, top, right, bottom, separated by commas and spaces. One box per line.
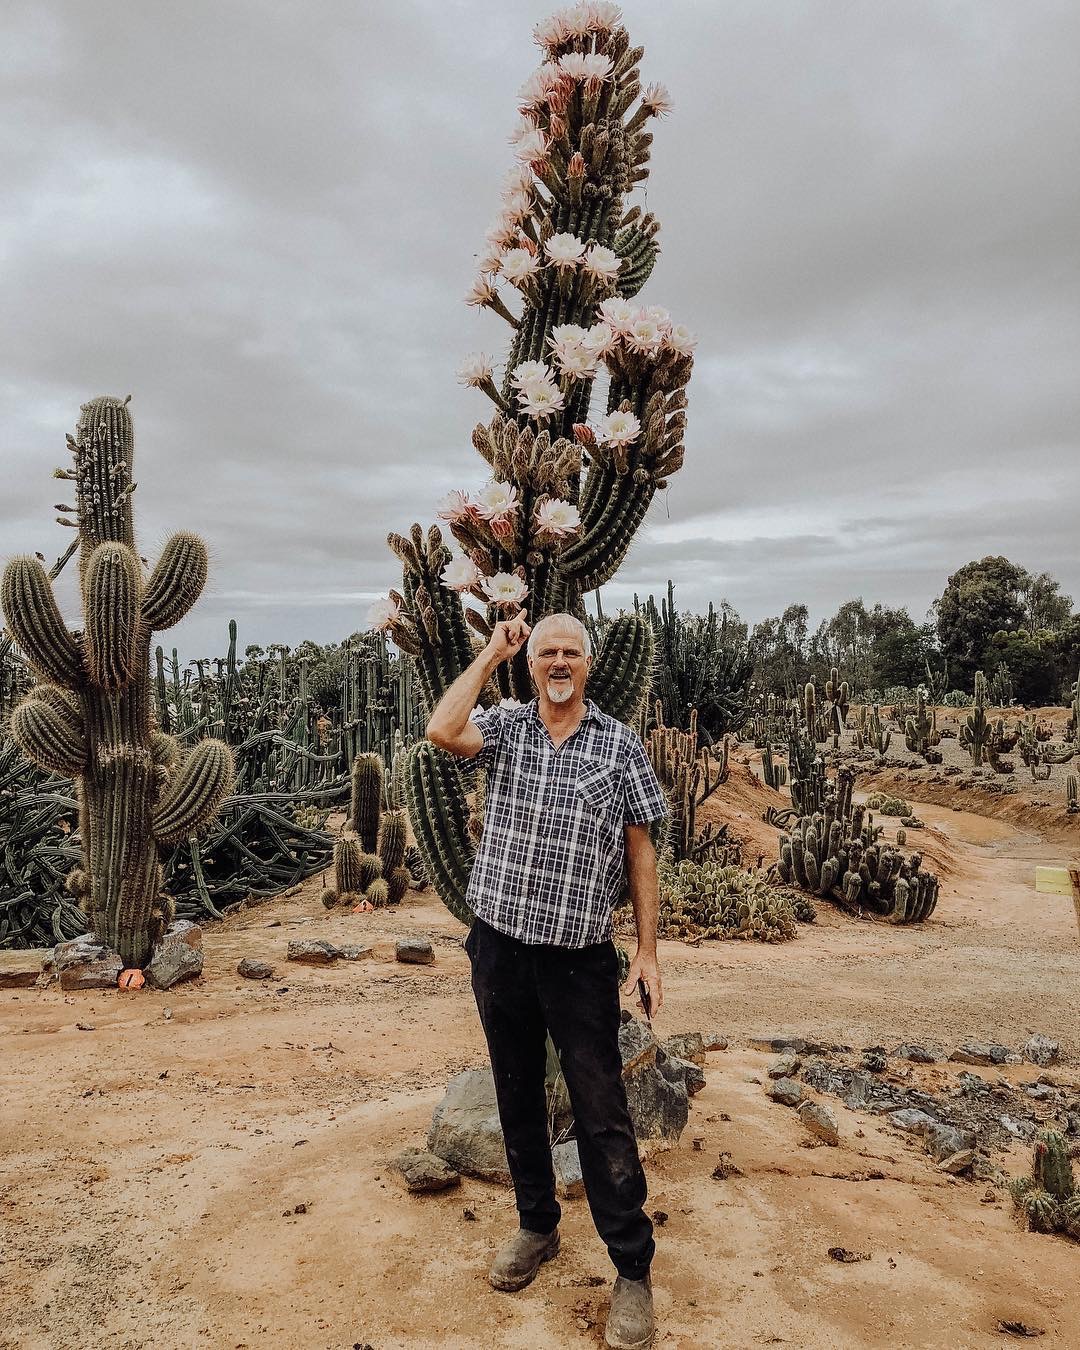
427, 608, 666, 1350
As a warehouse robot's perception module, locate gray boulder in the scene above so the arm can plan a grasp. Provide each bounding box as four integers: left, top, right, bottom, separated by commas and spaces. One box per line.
767, 1077, 805, 1108
798, 1100, 839, 1145
1023, 1034, 1059, 1068
146, 921, 203, 989
888, 1108, 937, 1136
391, 1148, 461, 1193
894, 1044, 938, 1064
45, 936, 123, 991
949, 1042, 1010, 1067
552, 1140, 585, 1199
620, 1017, 689, 1144
702, 1031, 729, 1051
286, 939, 340, 965
237, 958, 275, 979
396, 937, 435, 965
768, 1051, 801, 1080
926, 1121, 974, 1164
428, 1068, 511, 1184
667, 1056, 705, 1097
661, 1032, 706, 1066
937, 1149, 976, 1175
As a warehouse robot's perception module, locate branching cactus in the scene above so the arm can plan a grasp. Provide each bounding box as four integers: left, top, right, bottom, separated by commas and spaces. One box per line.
1, 397, 234, 967
1010, 1129, 1080, 1238
959, 670, 991, 766
645, 703, 728, 863
374, 5, 695, 921
904, 687, 941, 759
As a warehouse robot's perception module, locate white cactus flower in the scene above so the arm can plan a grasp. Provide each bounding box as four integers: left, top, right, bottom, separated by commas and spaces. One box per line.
511, 359, 553, 388
641, 82, 673, 117
535, 497, 582, 537
583, 245, 621, 282
625, 316, 664, 355
436, 489, 473, 522
517, 377, 566, 420
597, 409, 642, 447
501, 247, 541, 283
366, 596, 401, 632
481, 572, 530, 608
456, 353, 495, 388
440, 556, 481, 592
514, 128, 548, 164
544, 232, 587, 269
666, 323, 698, 355
474, 481, 520, 520
597, 296, 637, 334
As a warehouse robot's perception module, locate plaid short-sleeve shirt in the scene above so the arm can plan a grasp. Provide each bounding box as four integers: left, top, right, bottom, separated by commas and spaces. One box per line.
463, 698, 667, 948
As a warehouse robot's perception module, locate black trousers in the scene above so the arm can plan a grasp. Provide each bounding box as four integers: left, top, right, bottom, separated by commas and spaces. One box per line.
465, 917, 654, 1281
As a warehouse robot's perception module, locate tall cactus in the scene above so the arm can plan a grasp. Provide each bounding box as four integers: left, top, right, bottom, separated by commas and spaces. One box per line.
904, 687, 941, 758
959, 670, 991, 766
1, 397, 234, 967
377, 7, 695, 922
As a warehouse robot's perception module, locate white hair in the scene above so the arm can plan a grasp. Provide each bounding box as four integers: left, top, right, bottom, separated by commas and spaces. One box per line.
526, 612, 592, 660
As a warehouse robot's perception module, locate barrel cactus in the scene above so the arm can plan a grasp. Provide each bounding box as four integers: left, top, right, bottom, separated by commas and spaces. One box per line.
1, 397, 234, 967
375, 6, 696, 922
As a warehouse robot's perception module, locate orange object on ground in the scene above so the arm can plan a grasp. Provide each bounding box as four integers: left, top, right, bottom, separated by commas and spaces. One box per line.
351, 902, 374, 914
118, 968, 145, 990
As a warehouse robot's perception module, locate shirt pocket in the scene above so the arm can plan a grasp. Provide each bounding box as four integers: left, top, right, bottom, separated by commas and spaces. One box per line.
576, 761, 622, 818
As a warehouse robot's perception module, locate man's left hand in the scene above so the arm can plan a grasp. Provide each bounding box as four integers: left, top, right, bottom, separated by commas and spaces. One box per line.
622, 948, 663, 1017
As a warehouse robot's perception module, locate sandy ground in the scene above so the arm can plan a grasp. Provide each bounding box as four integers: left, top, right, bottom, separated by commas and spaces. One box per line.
2, 762, 1080, 1349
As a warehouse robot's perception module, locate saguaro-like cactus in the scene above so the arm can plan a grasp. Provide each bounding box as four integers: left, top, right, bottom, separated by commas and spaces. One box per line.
375, 6, 696, 922
1, 397, 234, 967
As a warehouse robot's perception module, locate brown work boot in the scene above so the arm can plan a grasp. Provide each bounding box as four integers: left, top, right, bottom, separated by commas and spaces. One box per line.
488, 1227, 561, 1292
605, 1271, 654, 1349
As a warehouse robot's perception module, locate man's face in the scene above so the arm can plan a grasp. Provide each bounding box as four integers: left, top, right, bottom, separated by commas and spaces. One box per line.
528, 623, 591, 706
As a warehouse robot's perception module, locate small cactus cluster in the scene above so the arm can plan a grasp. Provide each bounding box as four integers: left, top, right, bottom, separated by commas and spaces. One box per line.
645, 703, 728, 862
904, 688, 941, 760
1, 397, 234, 968
775, 768, 939, 923
850, 704, 892, 760
1010, 1129, 1080, 1238
1067, 773, 1078, 815
761, 737, 787, 791
656, 855, 798, 943
320, 753, 411, 910
864, 791, 911, 817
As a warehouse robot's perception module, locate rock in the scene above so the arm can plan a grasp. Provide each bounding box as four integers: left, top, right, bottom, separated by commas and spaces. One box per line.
972, 1157, 1009, 1186
667, 1056, 705, 1097
286, 939, 340, 965
767, 1077, 805, 1108
861, 1047, 888, 1074
768, 1051, 801, 1079
1023, 1034, 1059, 1068
45, 936, 124, 991
746, 1035, 834, 1055
337, 944, 374, 962
428, 1068, 511, 1184
926, 1121, 974, 1163
396, 937, 435, 965
620, 1017, 689, 1144
552, 1140, 585, 1199
237, 958, 275, 980
1025, 1083, 1056, 1101
797, 1100, 839, 1146
937, 1149, 976, 1175
146, 921, 204, 990
702, 1031, 728, 1051
894, 1043, 938, 1064
1065, 1113, 1080, 1137
1000, 1114, 1036, 1141
949, 1042, 1010, 1067
662, 1032, 706, 1066
888, 1108, 937, 1136
0, 949, 48, 989
841, 1071, 878, 1112
390, 1148, 461, 1193
802, 1059, 846, 1096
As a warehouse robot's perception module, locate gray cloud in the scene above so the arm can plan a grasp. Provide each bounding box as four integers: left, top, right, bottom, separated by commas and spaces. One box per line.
2, 0, 1078, 657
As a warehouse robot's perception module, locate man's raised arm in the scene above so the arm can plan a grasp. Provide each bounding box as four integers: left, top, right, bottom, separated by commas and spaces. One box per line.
426, 608, 530, 757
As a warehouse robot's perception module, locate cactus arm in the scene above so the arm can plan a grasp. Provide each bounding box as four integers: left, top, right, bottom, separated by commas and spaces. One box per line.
403, 741, 475, 926
0, 556, 82, 687
82, 542, 143, 690
9, 693, 87, 776
585, 615, 654, 725
152, 738, 235, 846
141, 532, 209, 631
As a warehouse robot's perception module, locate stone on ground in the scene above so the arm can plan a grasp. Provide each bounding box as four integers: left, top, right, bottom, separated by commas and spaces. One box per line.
767, 1077, 806, 1108
237, 958, 275, 979
0, 949, 48, 989
661, 1032, 706, 1066
949, 1042, 1010, 1067
768, 1051, 801, 1079
286, 939, 341, 965
620, 1017, 689, 1145
552, 1140, 585, 1199
1023, 1034, 1059, 1068
396, 937, 435, 965
798, 1100, 840, 1145
147, 921, 204, 990
44, 936, 123, 991
391, 1148, 461, 1193
428, 1068, 511, 1184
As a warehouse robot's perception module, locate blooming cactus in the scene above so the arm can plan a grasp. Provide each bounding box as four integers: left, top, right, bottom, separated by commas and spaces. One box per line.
388, 5, 696, 918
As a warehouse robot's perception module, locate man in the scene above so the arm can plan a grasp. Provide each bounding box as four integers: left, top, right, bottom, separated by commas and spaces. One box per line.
427, 608, 667, 1350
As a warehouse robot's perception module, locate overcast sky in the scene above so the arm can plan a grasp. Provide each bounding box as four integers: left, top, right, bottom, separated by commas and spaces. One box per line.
3, 0, 1078, 658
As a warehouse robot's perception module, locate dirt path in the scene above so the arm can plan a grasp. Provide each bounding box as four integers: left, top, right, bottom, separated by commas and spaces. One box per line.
2, 788, 1079, 1349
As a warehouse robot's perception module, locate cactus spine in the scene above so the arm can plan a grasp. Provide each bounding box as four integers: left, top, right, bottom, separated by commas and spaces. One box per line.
1, 397, 234, 967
